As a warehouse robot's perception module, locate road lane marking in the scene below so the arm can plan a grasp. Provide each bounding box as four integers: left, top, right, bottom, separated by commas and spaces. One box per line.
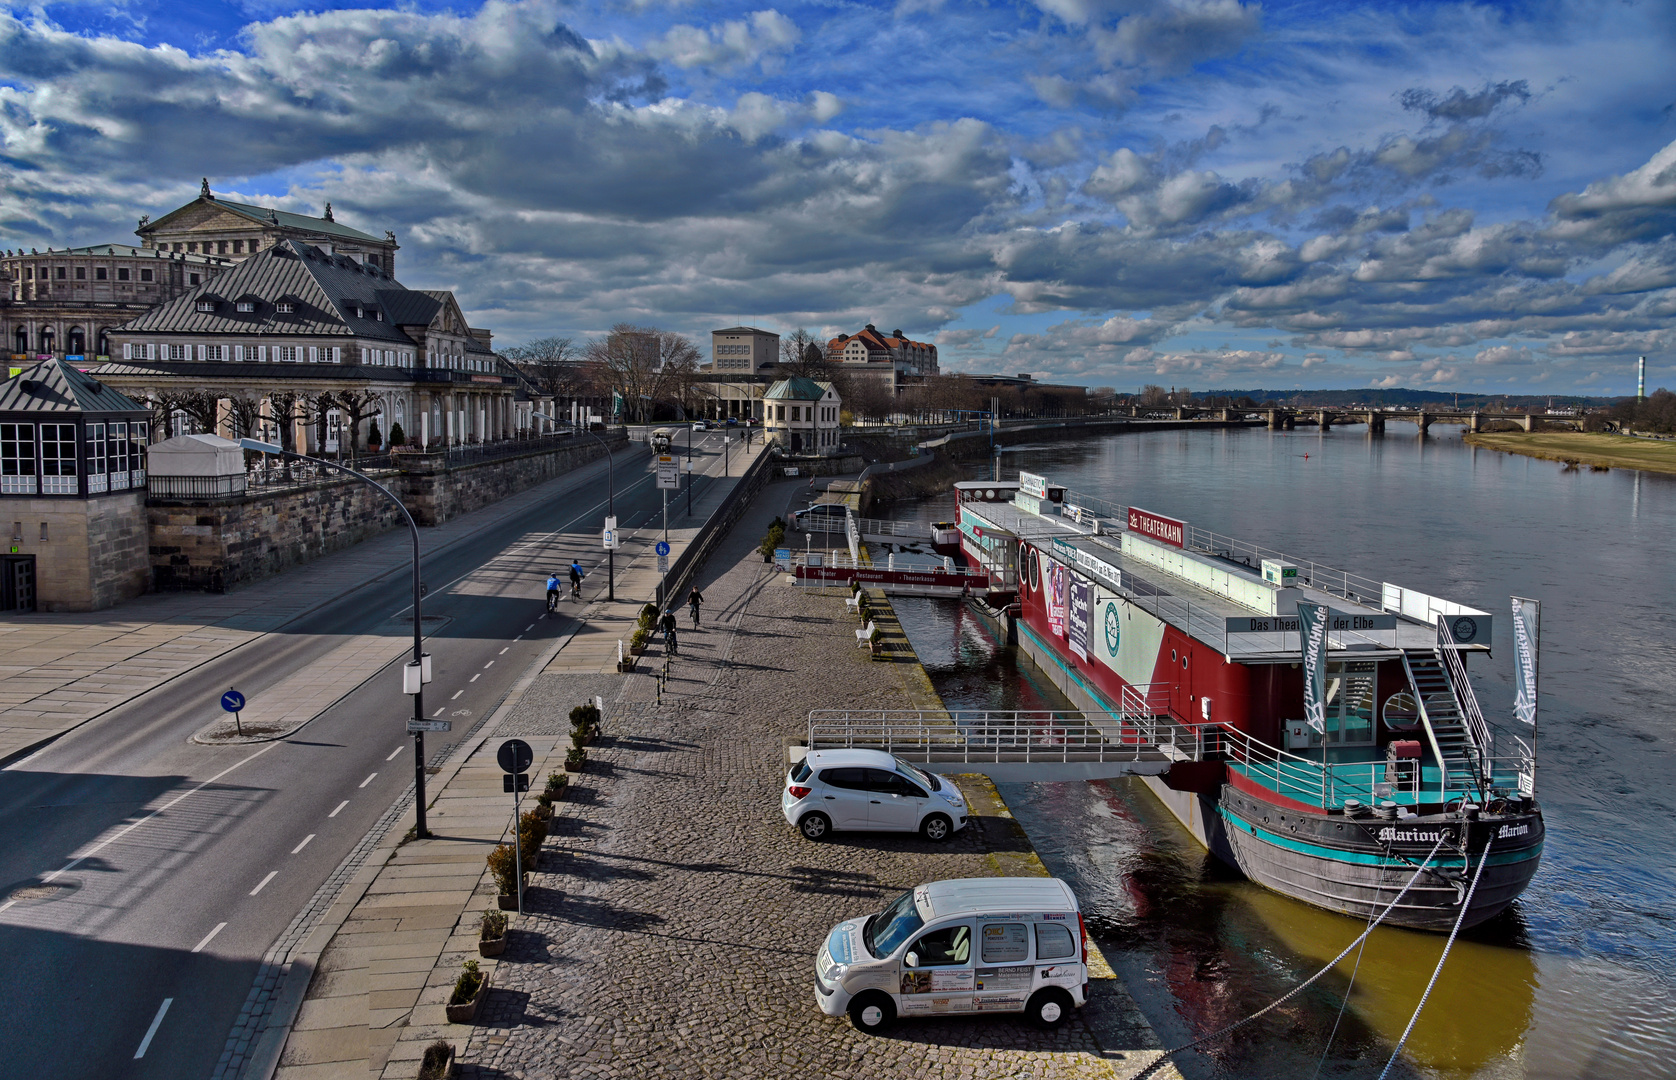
359, 773, 376, 788
499, 647, 509, 655
451, 690, 463, 700
329, 800, 348, 817
191, 923, 226, 954
514, 635, 523, 641
484, 660, 495, 667
0, 743, 280, 911
525, 624, 535, 632
386, 746, 403, 761
134, 998, 172, 1058
250, 871, 278, 896
291, 834, 315, 854
432, 707, 445, 717
469, 674, 480, 682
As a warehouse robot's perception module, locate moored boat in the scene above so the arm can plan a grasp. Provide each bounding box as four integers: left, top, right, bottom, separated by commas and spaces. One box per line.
951, 470, 1544, 931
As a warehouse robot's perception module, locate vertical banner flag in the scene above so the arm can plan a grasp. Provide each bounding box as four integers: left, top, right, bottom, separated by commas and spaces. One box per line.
1047, 562, 1067, 637
1067, 577, 1091, 661
1297, 602, 1329, 733
1511, 596, 1540, 726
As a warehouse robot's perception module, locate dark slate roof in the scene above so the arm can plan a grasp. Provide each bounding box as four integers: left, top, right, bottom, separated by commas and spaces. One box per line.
85, 359, 422, 384
115, 241, 420, 345
764, 377, 830, 401
377, 289, 442, 327
213, 199, 386, 245
0, 358, 148, 415
7, 242, 228, 267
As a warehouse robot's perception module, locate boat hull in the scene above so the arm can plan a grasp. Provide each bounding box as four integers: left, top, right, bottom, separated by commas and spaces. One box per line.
1218, 785, 1544, 931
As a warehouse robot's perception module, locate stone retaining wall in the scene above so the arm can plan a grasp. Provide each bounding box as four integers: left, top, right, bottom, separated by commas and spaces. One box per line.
6, 491, 149, 611
395, 432, 631, 526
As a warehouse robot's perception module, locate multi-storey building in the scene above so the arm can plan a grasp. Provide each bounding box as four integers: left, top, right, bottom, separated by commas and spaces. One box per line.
98, 239, 510, 453
825, 324, 939, 377
708, 326, 780, 372
136, 179, 400, 273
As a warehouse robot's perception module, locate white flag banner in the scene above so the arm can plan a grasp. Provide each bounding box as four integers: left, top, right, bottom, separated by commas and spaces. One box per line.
1298, 601, 1329, 733
1511, 596, 1540, 726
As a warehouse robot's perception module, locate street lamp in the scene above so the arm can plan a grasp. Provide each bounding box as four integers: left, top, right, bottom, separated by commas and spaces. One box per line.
685, 424, 694, 517
535, 412, 614, 601
239, 438, 433, 840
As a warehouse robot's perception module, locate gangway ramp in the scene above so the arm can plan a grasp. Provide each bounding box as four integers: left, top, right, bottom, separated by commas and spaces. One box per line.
807, 709, 1183, 782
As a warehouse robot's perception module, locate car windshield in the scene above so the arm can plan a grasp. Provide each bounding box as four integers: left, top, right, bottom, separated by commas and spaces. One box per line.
894, 757, 940, 792
863, 889, 925, 959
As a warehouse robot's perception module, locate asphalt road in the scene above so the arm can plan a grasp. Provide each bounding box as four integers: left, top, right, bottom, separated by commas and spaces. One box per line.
0, 430, 747, 1078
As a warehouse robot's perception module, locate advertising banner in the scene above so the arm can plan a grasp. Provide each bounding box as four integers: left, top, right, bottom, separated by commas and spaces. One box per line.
1067, 576, 1091, 660
1047, 561, 1067, 637
1297, 601, 1329, 733
1019, 471, 1049, 498
1511, 596, 1540, 726
1126, 506, 1185, 548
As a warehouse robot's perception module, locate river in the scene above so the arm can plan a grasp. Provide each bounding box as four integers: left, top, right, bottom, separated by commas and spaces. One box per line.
876, 426, 1676, 1080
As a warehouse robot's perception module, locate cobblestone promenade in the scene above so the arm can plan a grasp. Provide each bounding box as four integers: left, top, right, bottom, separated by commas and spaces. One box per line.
462, 480, 1165, 1080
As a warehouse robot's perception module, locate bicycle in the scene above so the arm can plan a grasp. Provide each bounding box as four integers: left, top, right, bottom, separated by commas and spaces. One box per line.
570, 578, 583, 601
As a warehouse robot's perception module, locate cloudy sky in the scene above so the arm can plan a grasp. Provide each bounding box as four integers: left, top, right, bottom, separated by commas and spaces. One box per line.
3, 0, 1675, 393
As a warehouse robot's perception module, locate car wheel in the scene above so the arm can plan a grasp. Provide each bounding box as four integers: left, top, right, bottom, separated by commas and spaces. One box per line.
798, 812, 832, 841
919, 813, 952, 842
1026, 988, 1074, 1029
848, 991, 895, 1033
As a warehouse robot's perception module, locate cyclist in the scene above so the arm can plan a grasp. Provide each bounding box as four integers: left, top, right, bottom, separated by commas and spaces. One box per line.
687, 586, 704, 628
545, 572, 561, 612
660, 609, 678, 646
568, 560, 585, 600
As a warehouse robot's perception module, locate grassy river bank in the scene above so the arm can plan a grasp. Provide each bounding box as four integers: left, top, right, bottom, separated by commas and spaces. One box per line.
1464, 430, 1676, 474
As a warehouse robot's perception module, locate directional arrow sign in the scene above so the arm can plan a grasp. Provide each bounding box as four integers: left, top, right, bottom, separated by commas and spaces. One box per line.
220, 690, 246, 713
407, 719, 452, 733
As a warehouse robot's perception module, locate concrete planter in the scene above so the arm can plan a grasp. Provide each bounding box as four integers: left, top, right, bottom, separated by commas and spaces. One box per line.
478, 935, 507, 958
445, 971, 489, 1024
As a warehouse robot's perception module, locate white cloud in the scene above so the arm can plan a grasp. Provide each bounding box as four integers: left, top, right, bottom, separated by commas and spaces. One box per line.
645, 9, 800, 72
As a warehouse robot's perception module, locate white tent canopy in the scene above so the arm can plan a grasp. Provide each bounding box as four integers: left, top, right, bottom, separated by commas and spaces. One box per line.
147, 433, 244, 477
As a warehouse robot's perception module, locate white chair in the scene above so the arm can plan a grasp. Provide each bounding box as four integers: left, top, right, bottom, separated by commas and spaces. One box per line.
855, 621, 876, 647
845, 595, 859, 613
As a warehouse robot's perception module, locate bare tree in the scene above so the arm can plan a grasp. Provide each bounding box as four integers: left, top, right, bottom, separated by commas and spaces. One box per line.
176, 390, 222, 436
835, 371, 894, 423
265, 390, 302, 453
779, 329, 832, 380
1139, 384, 1169, 407
585, 325, 699, 423
143, 391, 188, 442
334, 388, 383, 462
224, 393, 264, 440
503, 336, 586, 400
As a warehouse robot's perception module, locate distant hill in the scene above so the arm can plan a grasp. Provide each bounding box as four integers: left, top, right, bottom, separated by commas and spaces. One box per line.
1189, 389, 1617, 409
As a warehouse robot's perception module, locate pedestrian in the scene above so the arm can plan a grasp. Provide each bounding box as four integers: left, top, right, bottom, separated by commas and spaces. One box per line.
688, 586, 704, 627
660, 609, 677, 643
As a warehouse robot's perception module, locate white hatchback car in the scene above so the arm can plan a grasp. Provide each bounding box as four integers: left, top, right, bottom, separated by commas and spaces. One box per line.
783, 749, 968, 842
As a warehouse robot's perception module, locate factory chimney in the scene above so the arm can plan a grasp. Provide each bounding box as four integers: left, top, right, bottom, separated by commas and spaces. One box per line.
1638, 355, 1647, 400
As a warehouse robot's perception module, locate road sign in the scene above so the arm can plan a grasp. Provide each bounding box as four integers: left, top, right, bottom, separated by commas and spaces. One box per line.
657, 554, 669, 574
656, 455, 679, 489
497, 738, 534, 774
503, 772, 530, 793
220, 690, 245, 713
655, 540, 670, 557
603, 529, 614, 549
407, 719, 452, 733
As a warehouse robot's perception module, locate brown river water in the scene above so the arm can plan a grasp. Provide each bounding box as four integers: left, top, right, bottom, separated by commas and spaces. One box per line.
876, 426, 1676, 1080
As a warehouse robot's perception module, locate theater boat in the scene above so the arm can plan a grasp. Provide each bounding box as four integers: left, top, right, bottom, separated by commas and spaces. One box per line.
951, 472, 1543, 931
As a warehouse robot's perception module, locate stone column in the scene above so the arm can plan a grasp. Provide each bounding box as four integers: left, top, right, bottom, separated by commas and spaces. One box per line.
1469, 411, 1482, 433
1522, 414, 1535, 432
1417, 412, 1432, 435
1318, 409, 1332, 431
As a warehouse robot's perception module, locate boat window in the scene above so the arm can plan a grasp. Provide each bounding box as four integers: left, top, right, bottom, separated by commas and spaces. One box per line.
1382, 691, 1420, 730
1314, 661, 1378, 746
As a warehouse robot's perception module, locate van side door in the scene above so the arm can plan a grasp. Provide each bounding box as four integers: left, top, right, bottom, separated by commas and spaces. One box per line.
897, 923, 974, 1016
973, 921, 1034, 1012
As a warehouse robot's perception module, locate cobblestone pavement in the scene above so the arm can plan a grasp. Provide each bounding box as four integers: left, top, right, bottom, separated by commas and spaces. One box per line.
458, 481, 1158, 1080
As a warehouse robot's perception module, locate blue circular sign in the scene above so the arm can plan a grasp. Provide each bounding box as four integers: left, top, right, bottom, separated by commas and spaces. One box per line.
655, 541, 671, 557
221, 690, 246, 713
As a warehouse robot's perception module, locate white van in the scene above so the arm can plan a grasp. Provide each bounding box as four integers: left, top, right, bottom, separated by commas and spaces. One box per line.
814, 877, 1088, 1033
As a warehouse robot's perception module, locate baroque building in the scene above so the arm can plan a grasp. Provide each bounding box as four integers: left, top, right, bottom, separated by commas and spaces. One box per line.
137, 179, 400, 273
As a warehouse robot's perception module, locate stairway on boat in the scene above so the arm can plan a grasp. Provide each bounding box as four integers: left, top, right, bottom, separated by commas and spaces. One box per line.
1401, 651, 1483, 800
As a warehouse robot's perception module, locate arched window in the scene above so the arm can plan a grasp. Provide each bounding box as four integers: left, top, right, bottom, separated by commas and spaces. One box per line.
13, 326, 26, 353
97, 329, 112, 357
67, 327, 85, 356
41, 327, 55, 354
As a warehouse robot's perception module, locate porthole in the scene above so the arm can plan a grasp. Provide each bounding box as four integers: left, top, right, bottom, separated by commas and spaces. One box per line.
1171, 649, 1177, 662
1182, 656, 1188, 669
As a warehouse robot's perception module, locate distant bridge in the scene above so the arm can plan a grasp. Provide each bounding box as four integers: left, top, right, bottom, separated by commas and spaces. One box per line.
1110, 403, 1583, 434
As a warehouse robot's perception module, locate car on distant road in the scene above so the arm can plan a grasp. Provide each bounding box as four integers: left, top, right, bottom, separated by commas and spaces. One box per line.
783, 748, 968, 841
724, 416, 740, 426
692, 420, 710, 431
793, 503, 850, 531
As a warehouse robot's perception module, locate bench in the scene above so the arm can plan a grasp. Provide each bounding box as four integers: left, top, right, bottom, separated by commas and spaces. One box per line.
845, 595, 860, 613
855, 621, 876, 647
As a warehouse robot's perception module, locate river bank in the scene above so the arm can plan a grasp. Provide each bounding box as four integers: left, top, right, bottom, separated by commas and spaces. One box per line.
1464, 430, 1676, 474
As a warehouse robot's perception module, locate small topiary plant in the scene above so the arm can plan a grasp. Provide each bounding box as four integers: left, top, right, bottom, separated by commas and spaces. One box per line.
388, 421, 406, 447
449, 959, 483, 1006
480, 910, 507, 941
367, 419, 382, 446
486, 843, 520, 896
546, 771, 568, 793
565, 745, 586, 770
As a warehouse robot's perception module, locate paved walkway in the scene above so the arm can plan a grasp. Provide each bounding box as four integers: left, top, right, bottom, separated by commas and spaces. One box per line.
274, 476, 1175, 1080
0, 446, 644, 764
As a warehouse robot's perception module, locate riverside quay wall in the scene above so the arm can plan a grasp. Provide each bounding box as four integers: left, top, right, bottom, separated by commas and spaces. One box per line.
148, 433, 630, 593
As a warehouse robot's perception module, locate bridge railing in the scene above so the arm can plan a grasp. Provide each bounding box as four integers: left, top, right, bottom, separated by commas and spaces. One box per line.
808, 710, 1169, 765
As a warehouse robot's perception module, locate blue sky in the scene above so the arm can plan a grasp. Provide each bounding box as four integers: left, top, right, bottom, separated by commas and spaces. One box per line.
3, 0, 1675, 393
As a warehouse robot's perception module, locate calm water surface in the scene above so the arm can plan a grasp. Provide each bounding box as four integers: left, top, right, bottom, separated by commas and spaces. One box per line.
883, 428, 1676, 1080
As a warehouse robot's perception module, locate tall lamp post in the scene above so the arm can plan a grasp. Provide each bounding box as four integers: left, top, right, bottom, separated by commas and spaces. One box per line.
240, 439, 433, 839
535, 413, 614, 600
685, 425, 694, 517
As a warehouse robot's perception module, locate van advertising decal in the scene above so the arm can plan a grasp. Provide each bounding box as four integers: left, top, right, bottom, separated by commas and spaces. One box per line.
973, 993, 1029, 1012
981, 924, 1030, 963
900, 969, 975, 994
975, 966, 1033, 991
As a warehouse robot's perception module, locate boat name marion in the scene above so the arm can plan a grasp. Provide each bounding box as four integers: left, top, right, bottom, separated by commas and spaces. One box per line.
1497, 824, 1530, 839
1377, 827, 1446, 843
1127, 507, 1185, 548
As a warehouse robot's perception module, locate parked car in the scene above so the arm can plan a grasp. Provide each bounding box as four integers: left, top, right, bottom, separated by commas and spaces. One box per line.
814, 876, 1089, 1032
692, 420, 710, 431
725, 416, 740, 426
782, 749, 967, 841
792, 503, 849, 531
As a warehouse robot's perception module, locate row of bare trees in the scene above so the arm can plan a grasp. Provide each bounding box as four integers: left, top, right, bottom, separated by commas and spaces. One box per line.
144, 387, 386, 460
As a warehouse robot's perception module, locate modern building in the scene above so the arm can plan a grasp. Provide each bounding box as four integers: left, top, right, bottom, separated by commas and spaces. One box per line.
708, 326, 780, 373
763, 377, 842, 455
0, 359, 152, 611
3, 244, 233, 368
97, 239, 510, 453
137, 179, 400, 274
825, 324, 939, 382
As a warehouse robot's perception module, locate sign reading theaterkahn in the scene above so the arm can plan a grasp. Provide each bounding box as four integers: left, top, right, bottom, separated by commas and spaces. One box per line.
1127, 506, 1185, 548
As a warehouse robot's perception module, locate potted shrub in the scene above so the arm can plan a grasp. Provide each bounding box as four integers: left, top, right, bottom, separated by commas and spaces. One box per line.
367, 419, 382, 452
564, 745, 586, 774
868, 625, 885, 659
630, 627, 651, 654
569, 703, 602, 741
532, 793, 554, 821
545, 771, 569, 799
418, 1040, 455, 1080
389, 421, 406, 449
479, 910, 508, 957
486, 844, 524, 910
518, 809, 547, 865
445, 959, 488, 1024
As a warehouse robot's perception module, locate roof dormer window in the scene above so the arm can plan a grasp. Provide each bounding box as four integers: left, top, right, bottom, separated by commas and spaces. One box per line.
276, 301, 296, 314
195, 301, 216, 313
236, 301, 256, 313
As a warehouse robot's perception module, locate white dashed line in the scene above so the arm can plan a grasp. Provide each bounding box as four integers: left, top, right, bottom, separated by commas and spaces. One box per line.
359, 773, 376, 788
291, 834, 315, 855
191, 923, 226, 954
133, 998, 172, 1058
329, 801, 348, 818
250, 871, 278, 896
484, 660, 495, 668
433, 707, 445, 717
514, 635, 523, 641
526, 623, 536, 631
451, 690, 463, 700
499, 647, 509, 655
386, 746, 404, 761
469, 674, 480, 683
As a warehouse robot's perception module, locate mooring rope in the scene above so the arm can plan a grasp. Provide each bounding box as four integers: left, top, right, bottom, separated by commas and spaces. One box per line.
1375, 836, 1494, 1080
1311, 861, 1385, 1080
1137, 835, 1448, 1077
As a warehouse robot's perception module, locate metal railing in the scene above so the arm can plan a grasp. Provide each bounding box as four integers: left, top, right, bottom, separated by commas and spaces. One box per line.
856, 517, 925, 539
1437, 618, 1494, 779
807, 710, 1174, 767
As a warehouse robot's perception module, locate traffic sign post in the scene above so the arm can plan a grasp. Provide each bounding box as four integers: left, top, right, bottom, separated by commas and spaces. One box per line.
497, 740, 534, 914
655, 541, 670, 557
221, 689, 246, 737
406, 719, 452, 733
